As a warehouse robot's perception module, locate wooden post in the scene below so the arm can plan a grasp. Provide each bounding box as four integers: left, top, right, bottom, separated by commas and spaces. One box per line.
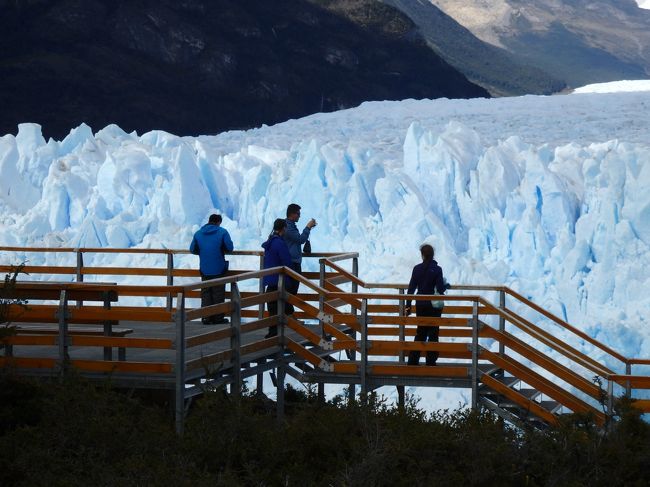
607, 378, 614, 423
256, 255, 265, 396
175, 291, 186, 435
277, 362, 286, 422
397, 288, 405, 410
231, 282, 242, 397
471, 301, 479, 411
348, 257, 359, 404
102, 290, 112, 361
258, 254, 265, 320
318, 260, 326, 403
57, 289, 69, 375
498, 289, 505, 357
319, 259, 326, 338
277, 271, 286, 421
360, 298, 369, 401
75, 250, 83, 308
75, 250, 83, 283
278, 272, 286, 333
625, 362, 632, 397
166, 252, 174, 311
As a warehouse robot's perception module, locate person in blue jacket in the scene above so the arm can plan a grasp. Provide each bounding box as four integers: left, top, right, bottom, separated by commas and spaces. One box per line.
190, 214, 234, 324
405, 244, 447, 366
283, 203, 317, 314
262, 218, 292, 338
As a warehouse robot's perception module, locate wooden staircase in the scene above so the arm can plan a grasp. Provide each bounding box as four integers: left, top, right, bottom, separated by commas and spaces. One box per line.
2, 246, 649, 434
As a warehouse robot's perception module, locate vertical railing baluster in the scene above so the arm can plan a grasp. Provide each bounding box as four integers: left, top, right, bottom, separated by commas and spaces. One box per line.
471, 300, 479, 411
278, 272, 286, 341
102, 291, 112, 361
360, 298, 368, 400
231, 282, 242, 397
175, 291, 186, 435
256, 255, 266, 395
57, 289, 69, 376
277, 271, 286, 420
75, 249, 83, 283
348, 257, 359, 404
318, 259, 326, 403
397, 288, 405, 410
258, 254, 265, 320
75, 249, 83, 308
166, 252, 174, 311
625, 362, 631, 397
319, 259, 326, 338
498, 289, 505, 358
607, 378, 614, 424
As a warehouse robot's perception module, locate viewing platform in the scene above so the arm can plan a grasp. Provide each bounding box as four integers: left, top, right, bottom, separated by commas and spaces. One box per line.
1, 246, 649, 434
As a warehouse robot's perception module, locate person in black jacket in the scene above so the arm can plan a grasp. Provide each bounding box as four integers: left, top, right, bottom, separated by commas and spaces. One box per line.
405, 244, 447, 366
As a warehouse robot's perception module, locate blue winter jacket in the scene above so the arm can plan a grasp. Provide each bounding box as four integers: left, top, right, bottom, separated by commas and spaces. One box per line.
262, 234, 292, 287
189, 224, 234, 276
283, 219, 311, 264
407, 259, 446, 310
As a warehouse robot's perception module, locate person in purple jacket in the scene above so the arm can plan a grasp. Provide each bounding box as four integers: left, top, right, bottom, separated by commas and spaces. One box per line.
405, 244, 447, 366
262, 218, 292, 338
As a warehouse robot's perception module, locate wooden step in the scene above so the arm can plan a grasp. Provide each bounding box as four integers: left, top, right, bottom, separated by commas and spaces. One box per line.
493, 376, 520, 388
540, 400, 563, 414
519, 388, 541, 401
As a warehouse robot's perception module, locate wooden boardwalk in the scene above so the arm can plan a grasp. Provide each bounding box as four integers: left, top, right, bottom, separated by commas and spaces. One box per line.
2, 246, 650, 433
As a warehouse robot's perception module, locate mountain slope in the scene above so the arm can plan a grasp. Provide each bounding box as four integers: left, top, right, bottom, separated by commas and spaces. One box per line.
0, 0, 488, 139
380, 0, 564, 95
430, 0, 650, 88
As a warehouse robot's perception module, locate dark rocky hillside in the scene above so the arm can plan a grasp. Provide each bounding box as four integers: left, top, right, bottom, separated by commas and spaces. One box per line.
0, 0, 488, 140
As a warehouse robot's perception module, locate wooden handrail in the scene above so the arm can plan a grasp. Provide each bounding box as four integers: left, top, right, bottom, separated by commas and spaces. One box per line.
609, 375, 650, 388
3, 245, 649, 423
0, 246, 263, 257
627, 358, 650, 366
488, 304, 614, 376
317, 252, 359, 262
504, 287, 628, 364
321, 260, 365, 287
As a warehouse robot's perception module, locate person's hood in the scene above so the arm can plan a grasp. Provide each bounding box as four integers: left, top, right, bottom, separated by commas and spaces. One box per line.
262, 234, 280, 251
199, 224, 222, 235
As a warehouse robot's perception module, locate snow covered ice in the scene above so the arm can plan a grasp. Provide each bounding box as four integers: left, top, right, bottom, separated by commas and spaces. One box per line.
2, 85, 650, 407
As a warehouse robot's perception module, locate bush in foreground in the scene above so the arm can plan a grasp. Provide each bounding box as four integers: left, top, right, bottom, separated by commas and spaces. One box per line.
0, 375, 648, 486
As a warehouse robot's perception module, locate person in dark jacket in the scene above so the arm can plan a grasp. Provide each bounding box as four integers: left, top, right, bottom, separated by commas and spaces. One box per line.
283, 203, 316, 314
262, 218, 292, 338
405, 244, 447, 366
190, 214, 234, 324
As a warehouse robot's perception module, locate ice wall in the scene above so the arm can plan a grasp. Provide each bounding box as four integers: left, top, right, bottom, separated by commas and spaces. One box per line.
2, 93, 650, 366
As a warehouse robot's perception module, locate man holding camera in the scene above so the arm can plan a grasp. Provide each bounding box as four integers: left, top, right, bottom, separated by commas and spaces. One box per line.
283, 203, 317, 314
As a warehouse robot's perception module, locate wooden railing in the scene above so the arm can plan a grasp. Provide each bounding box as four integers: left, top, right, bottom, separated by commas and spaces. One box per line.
315, 255, 650, 419
1, 246, 649, 435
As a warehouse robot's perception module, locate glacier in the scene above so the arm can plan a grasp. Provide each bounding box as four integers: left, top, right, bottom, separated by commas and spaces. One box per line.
2, 87, 650, 407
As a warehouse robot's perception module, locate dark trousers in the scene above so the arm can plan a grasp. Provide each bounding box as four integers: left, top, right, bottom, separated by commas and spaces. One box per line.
201, 273, 226, 322
407, 306, 442, 366
285, 262, 301, 315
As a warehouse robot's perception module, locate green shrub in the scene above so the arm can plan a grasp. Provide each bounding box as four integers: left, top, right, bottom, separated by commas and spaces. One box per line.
0, 375, 648, 486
